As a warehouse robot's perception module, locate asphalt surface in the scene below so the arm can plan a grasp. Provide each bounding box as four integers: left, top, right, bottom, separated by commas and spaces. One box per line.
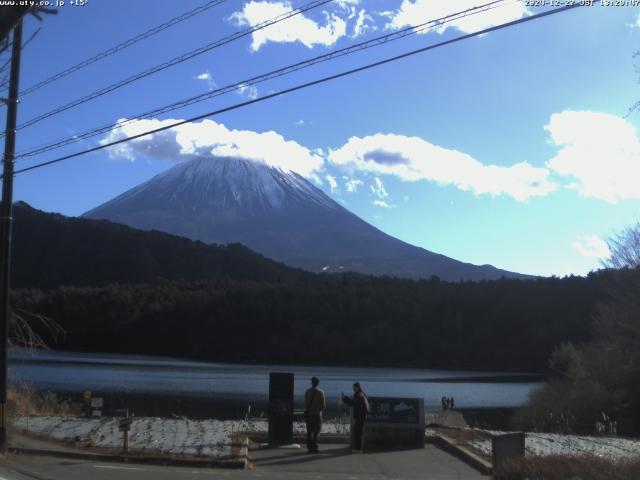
0, 444, 487, 480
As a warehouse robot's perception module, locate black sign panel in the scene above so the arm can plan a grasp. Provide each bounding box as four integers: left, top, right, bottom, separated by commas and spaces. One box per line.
367, 397, 421, 424
118, 417, 132, 432
268, 372, 294, 446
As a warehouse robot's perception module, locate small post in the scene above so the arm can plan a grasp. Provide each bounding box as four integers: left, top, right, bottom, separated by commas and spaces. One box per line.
117, 408, 132, 454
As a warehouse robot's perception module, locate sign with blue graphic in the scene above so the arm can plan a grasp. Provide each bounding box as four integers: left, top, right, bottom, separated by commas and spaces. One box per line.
367, 397, 422, 424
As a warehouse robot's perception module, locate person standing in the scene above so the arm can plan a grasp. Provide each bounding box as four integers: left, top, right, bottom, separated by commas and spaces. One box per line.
304, 376, 326, 453
341, 382, 370, 451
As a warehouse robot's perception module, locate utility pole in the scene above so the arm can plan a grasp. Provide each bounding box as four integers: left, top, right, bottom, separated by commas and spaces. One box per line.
0, 18, 22, 451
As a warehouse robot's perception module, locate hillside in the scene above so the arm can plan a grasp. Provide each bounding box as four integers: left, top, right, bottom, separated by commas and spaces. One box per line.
11, 202, 308, 289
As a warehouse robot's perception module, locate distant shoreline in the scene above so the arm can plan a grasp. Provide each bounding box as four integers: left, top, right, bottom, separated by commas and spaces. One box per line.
9, 347, 548, 377
417, 374, 546, 383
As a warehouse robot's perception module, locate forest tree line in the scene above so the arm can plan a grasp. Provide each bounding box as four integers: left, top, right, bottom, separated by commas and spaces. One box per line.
11, 271, 618, 372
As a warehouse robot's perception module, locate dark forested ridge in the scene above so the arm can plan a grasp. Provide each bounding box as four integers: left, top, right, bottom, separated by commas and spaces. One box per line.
11, 202, 308, 288
8, 202, 618, 372
13, 274, 611, 372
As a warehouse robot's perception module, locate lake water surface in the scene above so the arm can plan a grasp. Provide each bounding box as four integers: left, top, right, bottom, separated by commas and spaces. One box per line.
9, 349, 543, 417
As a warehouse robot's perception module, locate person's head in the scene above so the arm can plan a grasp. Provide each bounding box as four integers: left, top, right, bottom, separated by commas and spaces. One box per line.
353, 382, 362, 393
311, 376, 319, 387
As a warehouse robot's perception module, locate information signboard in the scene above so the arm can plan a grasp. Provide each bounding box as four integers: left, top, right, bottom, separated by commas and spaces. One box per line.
367, 397, 422, 424
351, 396, 425, 451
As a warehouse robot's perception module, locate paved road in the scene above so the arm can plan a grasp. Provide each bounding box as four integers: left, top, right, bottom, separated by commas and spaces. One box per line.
0, 444, 486, 480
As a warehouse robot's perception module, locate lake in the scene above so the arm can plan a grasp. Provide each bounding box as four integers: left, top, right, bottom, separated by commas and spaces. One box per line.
9, 349, 543, 418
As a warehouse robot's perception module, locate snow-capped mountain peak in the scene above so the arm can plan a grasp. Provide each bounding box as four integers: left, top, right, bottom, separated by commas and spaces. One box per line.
96, 156, 337, 215
84, 155, 528, 281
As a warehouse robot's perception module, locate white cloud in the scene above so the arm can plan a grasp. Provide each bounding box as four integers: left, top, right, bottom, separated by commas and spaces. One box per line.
545, 111, 640, 203
370, 177, 388, 199
231, 1, 347, 51
329, 133, 556, 201
373, 199, 390, 208
295, 119, 305, 126
335, 0, 360, 7
194, 71, 216, 90
571, 235, 611, 260
386, 0, 529, 35
237, 83, 259, 100
99, 110, 640, 206
325, 174, 338, 192
626, 12, 640, 29
100, 118, 323, 178
351, 9, 375, 38
344, 177, 363, 193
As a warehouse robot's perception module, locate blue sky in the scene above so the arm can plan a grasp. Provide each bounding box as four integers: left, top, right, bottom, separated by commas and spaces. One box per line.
7, 0, 640, 277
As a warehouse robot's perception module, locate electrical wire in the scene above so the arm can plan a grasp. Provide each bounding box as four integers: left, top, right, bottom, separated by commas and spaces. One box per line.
15, 0, 506, 160
0, 27, 41, 91
10, 4, 582, 177
17, 0, 229, 97
8, 0, 334, 136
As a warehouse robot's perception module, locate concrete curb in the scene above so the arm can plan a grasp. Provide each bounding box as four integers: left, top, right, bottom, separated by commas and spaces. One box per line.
10, 437, 250, 469
245, 432, 349, 445
426, 434, 492, 476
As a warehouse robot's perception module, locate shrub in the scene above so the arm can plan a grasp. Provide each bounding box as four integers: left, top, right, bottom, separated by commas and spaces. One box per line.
7, 381, 72, 416
497, 454, 640, 480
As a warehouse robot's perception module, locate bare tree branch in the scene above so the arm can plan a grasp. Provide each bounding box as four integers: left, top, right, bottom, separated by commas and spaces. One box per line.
603, 222, 640, 270
9, 308, 64, 351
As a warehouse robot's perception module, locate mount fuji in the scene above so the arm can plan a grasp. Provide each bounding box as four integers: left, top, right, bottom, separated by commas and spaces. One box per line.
83, 156, 528, 281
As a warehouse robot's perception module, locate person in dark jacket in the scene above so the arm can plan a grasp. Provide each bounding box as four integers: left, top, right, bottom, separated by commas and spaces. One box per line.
341, 382, 369, 451
304, 376, 326, 453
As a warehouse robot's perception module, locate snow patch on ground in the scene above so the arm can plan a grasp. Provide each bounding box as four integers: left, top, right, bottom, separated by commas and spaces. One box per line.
17, 416, 639, 461
12, 416, 102, 442
469, 430, 640, 460
11, 416, 349, 458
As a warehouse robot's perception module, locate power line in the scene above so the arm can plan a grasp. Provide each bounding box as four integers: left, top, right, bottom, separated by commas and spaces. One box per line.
15, 0, 506, 160
0, 27, 41, 90
8, 0, 334, 136
16, 0, 229, 98
11, 4, 581, 177
16, 1, 504, 158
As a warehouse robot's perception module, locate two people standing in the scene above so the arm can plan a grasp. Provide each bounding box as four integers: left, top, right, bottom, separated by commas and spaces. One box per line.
441, 396, 455, 410
304, 378, 370, 453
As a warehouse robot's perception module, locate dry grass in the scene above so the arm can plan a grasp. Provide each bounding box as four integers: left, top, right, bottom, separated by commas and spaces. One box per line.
497, 454, 640, 480
7, 381, 73, 417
